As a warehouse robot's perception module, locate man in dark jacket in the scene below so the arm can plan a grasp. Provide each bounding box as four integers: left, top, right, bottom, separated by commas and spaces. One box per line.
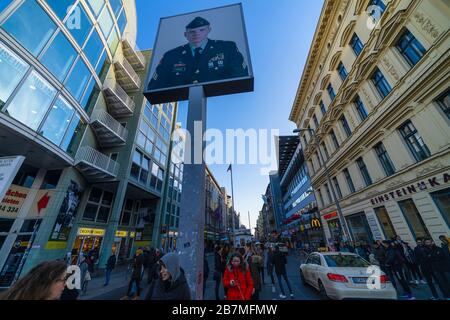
272, 246, 293, 299
421, 238, 450, 300
385, 241, 414, 299
124, 249, 144, 299
104, 253, 117, 286
145, 252, 191, 300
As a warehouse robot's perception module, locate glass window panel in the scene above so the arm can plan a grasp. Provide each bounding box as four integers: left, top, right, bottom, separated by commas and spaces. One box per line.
86, 0, 104, 17
83, 29, 104, 69
0, 42, 29, 108
40, 97, 74, 145
98, 6, 113, 39
89, 187, 102, 202
109, 0, 122, 17
61, 113, 84, 156
96, 206, 110, 223
66, 3, 92, 47
398, 199, 431, 240
39, 32, 77, 81
0, 0, 14, 14
431, 189, 450, 228
6, 71, 56, 130
83, 203, 98, 221
0, 218, 14, 233
45, 0, 75, 20
374, 206, 397, 239
65, 57, 91, 101
96, 50, 110, 82
107, 28, 119, 56
136, 132, 146, 148
40, 170, 62, 190
80, 77, 100, 113
2, 0, 57, 56
102, 191, 113, 205
117, 8, 127, 36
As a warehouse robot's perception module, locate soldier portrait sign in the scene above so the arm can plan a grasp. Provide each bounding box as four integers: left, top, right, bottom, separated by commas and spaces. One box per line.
144, 4, 254, 104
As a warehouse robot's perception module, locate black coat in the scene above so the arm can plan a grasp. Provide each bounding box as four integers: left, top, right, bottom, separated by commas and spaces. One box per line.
421, 245, 449, 274
106, 255, 116, 270
385, 247, 405, 270
214, 252, 223, 273
272, 251, 287, 275
148, 39, 249, 90
145, 269, 191, 300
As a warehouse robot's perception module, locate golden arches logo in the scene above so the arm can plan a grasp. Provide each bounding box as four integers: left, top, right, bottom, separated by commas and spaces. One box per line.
311, 219, 321, 228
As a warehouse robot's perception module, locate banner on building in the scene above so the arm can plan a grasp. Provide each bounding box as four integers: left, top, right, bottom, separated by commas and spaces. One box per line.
0, 156, 25, 201
48, 181, 83, 244
144, 3, 253, 104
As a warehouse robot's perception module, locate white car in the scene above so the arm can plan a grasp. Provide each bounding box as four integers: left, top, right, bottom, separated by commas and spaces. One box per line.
299, 252, 397, 300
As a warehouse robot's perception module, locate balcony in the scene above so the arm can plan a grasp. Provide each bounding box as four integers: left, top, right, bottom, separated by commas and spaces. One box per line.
90, 109, 128, 148
74, 146, 119, 182
113, 55, 141, 91
122, 37, 146, 71
103, 82, 135, 117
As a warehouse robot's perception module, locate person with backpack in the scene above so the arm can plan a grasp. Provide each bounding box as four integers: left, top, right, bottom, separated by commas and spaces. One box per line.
223, 253, 253, 300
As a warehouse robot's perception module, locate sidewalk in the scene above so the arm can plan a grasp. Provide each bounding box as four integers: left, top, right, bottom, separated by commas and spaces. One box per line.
79, 265, 130, 300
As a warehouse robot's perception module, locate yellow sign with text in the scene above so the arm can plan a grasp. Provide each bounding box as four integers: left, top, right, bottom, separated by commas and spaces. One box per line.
77, 228, 105, 237
115, 230, 128, 237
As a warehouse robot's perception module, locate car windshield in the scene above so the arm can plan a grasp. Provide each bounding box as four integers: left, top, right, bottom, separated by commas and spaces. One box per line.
324, 255, 370, 267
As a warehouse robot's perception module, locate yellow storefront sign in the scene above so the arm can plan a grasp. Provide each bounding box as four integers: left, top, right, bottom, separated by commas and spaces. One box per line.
77, 228, 105, 237
130, 231, 136, 238
115, 230, 128, 237
45, 241, 68, 250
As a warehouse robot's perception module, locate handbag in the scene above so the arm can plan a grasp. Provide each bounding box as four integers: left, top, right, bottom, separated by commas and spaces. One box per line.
85, 271, 91, 281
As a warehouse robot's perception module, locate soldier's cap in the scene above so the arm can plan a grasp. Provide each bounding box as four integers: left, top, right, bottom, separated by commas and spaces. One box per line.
186, 16, 210, 29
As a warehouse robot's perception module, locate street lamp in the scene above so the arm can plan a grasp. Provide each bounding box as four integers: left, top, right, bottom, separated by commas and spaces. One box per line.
293, 128, 353, 244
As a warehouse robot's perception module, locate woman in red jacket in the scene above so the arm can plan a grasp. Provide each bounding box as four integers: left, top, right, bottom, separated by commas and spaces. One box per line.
223, 253, 254, 300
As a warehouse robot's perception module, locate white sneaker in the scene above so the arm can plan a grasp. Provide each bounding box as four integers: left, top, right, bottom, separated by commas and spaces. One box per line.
415, 280, 419, 285
290, 293, 294, 299
279, 294, 286, 299
271, 286, 276, 293
420, 280, 427, 285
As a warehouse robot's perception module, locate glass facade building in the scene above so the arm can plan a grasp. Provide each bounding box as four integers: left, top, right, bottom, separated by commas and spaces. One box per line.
0, 0, 179, 287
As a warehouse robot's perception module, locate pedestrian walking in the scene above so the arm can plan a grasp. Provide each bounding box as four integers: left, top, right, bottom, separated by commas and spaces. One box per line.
147, 248, 161, 285
272, 245, 294, 299
258, 243, 266, 284
78, 254, 90, 295
104, 253, 117, 286
213, 245, 224, 300
0, 260, 67, 300
266, 247, 276, 293
247, 245, 263, 300
122, 248, 145, 300
145, 252, 191, 300
400, 241, 422, 285
420, 238, 450, 300
385, 240, 415, 300
223, 253, 253, 300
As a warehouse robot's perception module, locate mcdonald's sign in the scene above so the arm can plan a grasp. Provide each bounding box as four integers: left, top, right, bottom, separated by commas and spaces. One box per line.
311, 218, 322, 228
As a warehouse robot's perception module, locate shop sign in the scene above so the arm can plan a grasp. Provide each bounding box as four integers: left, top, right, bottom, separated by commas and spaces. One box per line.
130, 231, 136, 238
77, 228, 105, 237
366, 213, 383, 240
0, 185, 28, 218
370, 172, 450, 205
311, 218, 322, 228
323, 212, 338, 220
115, 230, 128, 237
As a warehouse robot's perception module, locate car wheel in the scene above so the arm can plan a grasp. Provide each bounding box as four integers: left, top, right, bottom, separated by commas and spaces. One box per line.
318, 280, 330, 300
300, 270, 307, 286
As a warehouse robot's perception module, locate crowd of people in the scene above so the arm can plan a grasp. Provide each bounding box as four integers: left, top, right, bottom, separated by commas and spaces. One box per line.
0, 235, 447, 300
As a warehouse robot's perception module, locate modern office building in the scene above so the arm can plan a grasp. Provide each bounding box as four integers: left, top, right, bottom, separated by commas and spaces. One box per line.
289, 0, 449, 247
262, 136, 323, 247
0, 0, 178, 287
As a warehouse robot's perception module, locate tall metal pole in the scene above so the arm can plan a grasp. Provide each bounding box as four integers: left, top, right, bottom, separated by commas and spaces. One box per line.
307, 129, 353, 244
229, 164, 236, 245
248, 211, 251, 235
177, 86, 207, 300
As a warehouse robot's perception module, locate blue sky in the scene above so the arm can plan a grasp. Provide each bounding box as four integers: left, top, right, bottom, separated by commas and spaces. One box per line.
135, 0, 324, 232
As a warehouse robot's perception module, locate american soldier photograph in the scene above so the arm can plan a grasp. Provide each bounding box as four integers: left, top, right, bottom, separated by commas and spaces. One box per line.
147, 6, 251, 91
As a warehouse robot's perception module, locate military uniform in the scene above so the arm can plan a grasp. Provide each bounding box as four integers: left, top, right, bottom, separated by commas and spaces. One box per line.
148, 38, 249, 90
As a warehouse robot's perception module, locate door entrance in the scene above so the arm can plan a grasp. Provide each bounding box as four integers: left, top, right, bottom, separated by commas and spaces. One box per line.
71, 235, 104, 265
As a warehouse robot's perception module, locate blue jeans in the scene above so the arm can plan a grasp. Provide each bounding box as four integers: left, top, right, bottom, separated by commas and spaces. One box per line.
276, 273, 293, 295
104, 269, 112, 285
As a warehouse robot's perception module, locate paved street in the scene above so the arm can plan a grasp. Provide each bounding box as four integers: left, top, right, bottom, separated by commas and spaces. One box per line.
81, 251, 439, 300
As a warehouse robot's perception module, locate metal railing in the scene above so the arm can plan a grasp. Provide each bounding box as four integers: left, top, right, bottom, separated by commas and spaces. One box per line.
104, 81, 135, 113
91, 109, 128, 142
114, 55, 141, 88
75, 146, 120, 177
122, 37, 146, 68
